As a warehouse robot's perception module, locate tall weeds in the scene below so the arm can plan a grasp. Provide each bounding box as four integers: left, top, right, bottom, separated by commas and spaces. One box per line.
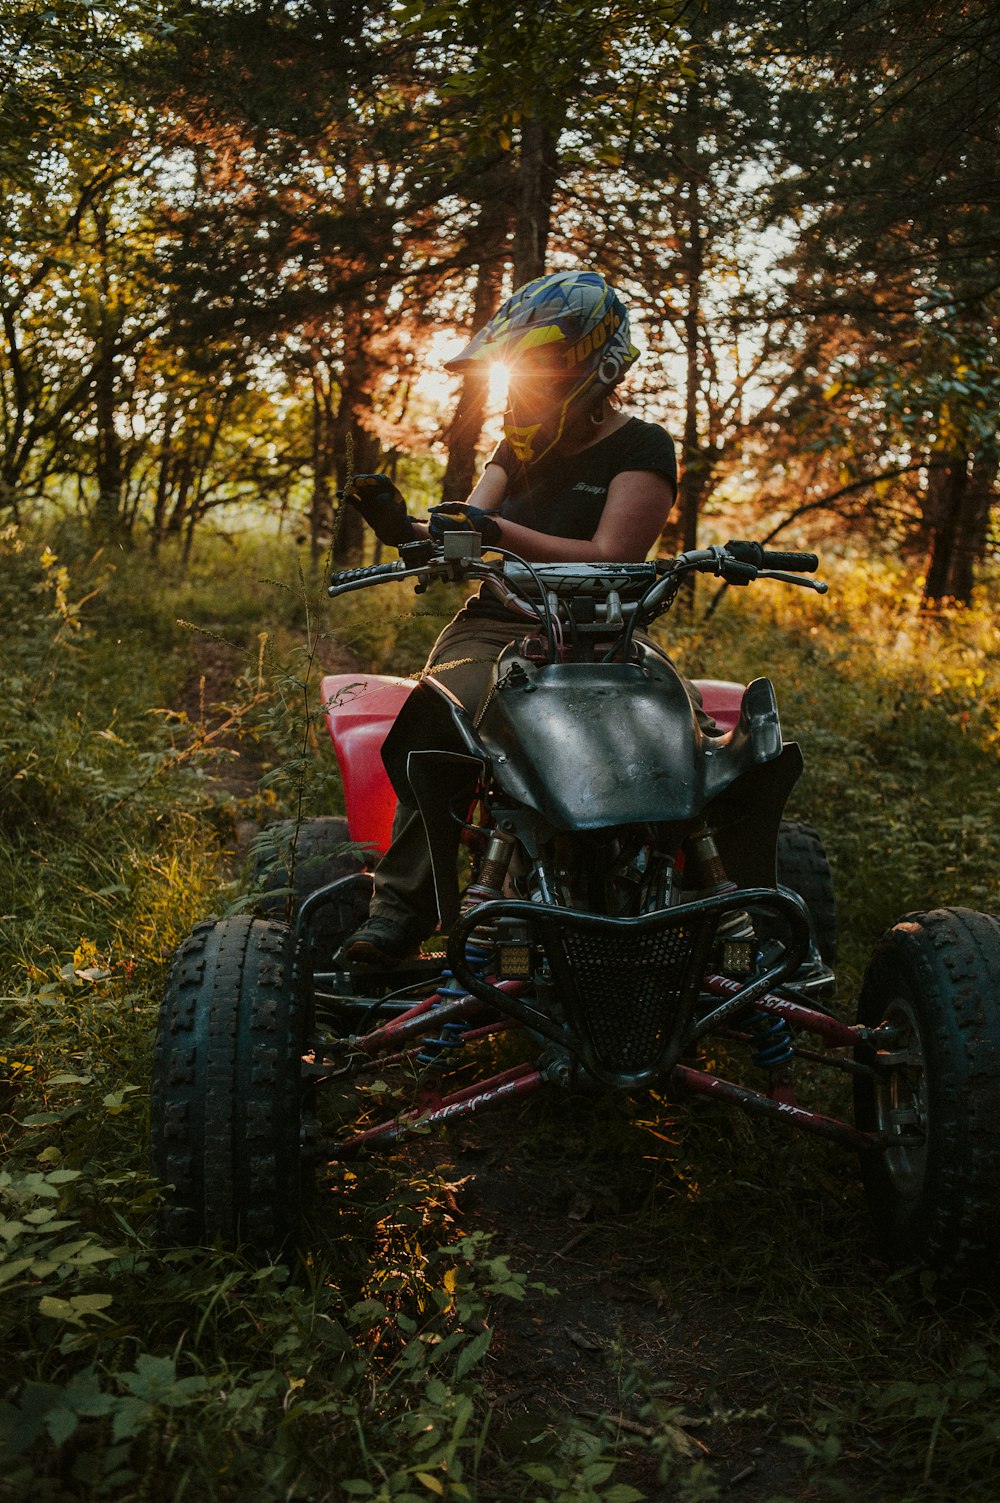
2, 529, 999, 1501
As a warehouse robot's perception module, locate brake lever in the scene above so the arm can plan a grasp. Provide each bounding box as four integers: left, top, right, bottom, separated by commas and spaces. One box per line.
757, 569, 829, 593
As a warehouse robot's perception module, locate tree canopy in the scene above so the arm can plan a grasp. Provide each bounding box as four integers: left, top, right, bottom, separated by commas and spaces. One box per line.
1, 0, 997, 599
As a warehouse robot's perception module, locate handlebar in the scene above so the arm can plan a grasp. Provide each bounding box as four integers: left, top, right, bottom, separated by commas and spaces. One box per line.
328, 539, 827, 623
725, 540, 819, 574
328, 558, 413, 599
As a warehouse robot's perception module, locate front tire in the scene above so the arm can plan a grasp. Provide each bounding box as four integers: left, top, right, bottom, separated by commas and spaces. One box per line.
775, 820, 838, 965
150, 916, 314, 1255
853, 907, 1000, 1281
252, 816, 372, 968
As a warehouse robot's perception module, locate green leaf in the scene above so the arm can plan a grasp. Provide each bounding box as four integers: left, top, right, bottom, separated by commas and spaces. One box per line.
39, 1292, 113, 1325
582, 1461, 616, 1485
454, 1327, 492, 1381
45, 1403, 80, 1447
415, 1475, 445, 1496
69, 1293, 113, 1314
0, 1256, 34, 1285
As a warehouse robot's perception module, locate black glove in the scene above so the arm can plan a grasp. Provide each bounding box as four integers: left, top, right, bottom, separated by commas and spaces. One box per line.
428, 503, 502, 546
341, 474, 416, 546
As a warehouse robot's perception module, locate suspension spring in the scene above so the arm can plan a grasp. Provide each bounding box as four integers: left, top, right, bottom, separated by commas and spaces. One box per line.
417, 1020, 469, 1069
750, 1010, 795, 1070
418, 937, 493, 1068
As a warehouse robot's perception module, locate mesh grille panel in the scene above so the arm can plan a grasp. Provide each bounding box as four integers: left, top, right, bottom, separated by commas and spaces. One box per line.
541, 916, 713, 1075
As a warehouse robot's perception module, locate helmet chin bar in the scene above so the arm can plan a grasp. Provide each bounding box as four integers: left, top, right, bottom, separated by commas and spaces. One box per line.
503, 418, 555, 465
503, 388, 592, 465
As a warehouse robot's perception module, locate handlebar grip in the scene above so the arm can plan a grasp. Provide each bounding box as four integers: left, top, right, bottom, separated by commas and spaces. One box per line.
724, 540, 819, 574
328, 560, 406, 597
761, 549, 819, 573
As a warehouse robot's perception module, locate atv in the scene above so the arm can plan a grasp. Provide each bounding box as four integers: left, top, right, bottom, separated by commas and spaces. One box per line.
151, 535, 1000, 1282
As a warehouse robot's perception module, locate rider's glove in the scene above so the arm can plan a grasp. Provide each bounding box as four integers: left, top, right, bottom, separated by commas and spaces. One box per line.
340, 474, 416, 547
428, 503, 502, 546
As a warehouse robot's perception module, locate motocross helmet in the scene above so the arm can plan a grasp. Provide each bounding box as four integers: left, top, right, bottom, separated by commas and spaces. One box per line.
445, 270, 640, 466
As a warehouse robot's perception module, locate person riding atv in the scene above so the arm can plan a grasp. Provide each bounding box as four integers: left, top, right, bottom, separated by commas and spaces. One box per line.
339, 268, 710, 965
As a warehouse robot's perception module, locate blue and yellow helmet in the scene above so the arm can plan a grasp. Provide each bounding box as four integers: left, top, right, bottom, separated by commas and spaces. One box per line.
445, 270, 640, 465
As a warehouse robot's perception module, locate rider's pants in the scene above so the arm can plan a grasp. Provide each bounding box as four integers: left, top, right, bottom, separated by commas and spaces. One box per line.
367, 608, 714, 938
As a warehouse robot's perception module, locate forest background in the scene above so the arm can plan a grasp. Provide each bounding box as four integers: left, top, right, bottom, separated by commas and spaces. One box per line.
2, 0, 998, 593
2, 3, 1000, 1502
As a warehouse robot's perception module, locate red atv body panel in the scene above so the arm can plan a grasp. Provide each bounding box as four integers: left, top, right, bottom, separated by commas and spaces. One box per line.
321, 671, 746, 857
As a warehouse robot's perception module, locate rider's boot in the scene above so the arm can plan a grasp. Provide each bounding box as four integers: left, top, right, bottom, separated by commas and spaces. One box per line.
338, 914, 426, 966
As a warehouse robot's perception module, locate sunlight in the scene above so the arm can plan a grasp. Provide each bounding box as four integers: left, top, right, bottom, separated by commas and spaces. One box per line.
409, 334, 511, 448
488, 361, 510, 405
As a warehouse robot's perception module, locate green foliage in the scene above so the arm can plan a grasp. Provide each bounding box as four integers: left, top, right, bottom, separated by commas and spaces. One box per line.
661, 557, 1000, 978
0, 530, 635, 1501
3, 532, 1000, 1500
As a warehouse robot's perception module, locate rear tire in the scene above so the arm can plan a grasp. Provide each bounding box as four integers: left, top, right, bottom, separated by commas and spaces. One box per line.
775, 820, 838, 964
853, 907, 1000, 1282
150, 916, 314, 1255
253, 816, 372, 968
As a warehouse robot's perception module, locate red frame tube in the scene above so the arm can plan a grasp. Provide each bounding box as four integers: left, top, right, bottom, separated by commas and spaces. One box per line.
332, 1062, 544, 1155
316, 977, 883, 1161
702, 973, 866, 1049
671, 1062, 886, 1149
320, 980, 527, 1065
313, 1019, 516, 1080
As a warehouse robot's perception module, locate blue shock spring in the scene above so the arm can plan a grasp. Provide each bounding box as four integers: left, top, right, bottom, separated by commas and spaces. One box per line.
418, 937, 493, 1067
750, 1011, 795, 1069
417, 1020, 469, 1068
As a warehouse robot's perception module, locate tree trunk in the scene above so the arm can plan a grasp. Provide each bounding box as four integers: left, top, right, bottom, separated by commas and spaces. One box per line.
92, 210, 126, 541
661, 77, 708, 572
511, 117, 560, 287
441, 206, 510, 504
923, 447, 997, 605
947, 449, 997, 602
165, 452, 193, 538
331, 309, 381, 565
309, 363, 336, 566
150, 403, 179, 557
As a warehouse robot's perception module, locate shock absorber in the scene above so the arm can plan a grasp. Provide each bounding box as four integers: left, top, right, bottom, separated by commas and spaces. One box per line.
749, 1010, 795, 1069
417, 1019, 469, 1069
459, 827, 517, 969
420, 829, 516, 1068
685, 826, 758, 975
461, 828, 516, 914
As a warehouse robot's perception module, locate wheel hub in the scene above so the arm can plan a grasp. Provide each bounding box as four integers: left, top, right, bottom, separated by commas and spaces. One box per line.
874, 996, 929, 1199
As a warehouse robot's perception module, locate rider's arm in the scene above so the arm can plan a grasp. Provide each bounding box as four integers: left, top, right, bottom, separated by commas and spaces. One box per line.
486, 470, 675, 563
465, 463, 509, 512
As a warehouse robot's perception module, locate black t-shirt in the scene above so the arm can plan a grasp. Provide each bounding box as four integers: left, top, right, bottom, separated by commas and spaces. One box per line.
489, 416, 677, 540
466, 416, 677, 618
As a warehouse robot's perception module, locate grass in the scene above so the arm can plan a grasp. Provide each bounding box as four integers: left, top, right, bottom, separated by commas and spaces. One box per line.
1, 523, 999, 1500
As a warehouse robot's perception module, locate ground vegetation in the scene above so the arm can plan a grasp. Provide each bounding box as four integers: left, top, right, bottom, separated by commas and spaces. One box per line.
1, 532, 998, 1499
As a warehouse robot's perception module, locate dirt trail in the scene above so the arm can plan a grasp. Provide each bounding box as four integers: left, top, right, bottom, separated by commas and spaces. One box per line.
442, 1104, 813, 1502
175, 630, 366, 843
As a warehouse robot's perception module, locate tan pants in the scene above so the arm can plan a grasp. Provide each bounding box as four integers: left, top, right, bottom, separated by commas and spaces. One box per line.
369, 608, 713, 936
